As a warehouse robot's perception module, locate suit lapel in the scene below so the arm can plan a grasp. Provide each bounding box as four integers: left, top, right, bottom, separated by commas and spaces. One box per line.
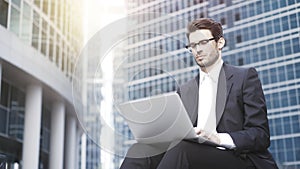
190, 74, 199, 125
216, 64, 233, 125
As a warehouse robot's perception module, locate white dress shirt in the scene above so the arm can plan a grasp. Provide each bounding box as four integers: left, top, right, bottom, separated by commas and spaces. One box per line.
197, 59, 236, 149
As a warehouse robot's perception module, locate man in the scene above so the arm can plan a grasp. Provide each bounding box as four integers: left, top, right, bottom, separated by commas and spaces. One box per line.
120, 18, 278, 169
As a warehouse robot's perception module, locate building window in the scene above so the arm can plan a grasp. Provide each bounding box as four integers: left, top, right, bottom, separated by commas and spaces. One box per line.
40, 105, 51, 152
20, 2, 32, 44
41, 20, 48, 56
34, 0, 41, 8
194, 0, 204, 4
9, 6, 20, 36
50, 0, 55, 21
49, 27, 55, 61
42, 0, 48, 15
0, 0, 8, 28
56, 35, 61, 67
220, 17, 226, 25
32, 11, 40, 50
9, 85, 25, 140
235, 13, 240, 21
236, 35, 242, 43
199, 12, 204, 18
56, 1, 61, 28
238, 58, 244, 66
0, 80, 10, 107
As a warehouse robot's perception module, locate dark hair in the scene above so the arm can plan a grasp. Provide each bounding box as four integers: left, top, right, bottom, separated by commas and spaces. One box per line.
186, 18, 223, 42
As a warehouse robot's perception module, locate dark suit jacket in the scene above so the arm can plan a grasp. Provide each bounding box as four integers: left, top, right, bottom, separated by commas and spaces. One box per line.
177, 63, 278, 169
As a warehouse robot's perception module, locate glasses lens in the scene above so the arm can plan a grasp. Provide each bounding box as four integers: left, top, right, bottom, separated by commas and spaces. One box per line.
188, 43, 195, 48
200, 40, 209, 45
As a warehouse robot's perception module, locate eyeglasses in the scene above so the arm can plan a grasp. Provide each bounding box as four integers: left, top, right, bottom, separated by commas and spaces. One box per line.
185, 37, 215, 52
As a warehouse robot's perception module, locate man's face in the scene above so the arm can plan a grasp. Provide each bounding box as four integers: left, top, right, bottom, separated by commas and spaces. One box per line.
188, 29, 220, 69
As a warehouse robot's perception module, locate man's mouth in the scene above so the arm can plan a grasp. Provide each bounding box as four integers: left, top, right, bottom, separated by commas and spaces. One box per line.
196, 55, 205, 61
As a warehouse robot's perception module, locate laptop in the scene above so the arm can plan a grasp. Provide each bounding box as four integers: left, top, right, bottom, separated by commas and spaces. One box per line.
117, 92, 220, 146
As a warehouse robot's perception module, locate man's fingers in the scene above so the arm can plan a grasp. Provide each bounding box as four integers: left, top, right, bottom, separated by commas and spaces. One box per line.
195, 129, 219, 143
194, 127, 202, 135
198, 130, 207, 137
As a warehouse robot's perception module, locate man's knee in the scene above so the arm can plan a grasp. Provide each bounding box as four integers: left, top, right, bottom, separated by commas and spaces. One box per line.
168, 140, 197, 152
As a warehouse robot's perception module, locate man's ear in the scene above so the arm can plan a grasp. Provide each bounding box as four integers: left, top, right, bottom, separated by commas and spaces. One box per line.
217, 37, 225, 50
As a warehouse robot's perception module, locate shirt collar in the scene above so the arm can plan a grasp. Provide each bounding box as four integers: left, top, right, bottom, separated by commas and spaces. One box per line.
199, 59, 223, 83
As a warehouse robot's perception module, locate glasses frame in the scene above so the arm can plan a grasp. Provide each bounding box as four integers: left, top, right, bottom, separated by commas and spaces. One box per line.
185, 37, 215, 53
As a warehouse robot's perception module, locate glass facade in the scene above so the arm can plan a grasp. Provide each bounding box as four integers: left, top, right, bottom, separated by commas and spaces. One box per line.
0, 0, 83, 168
0, 80, 25, 142
114, 0, 300, 168
0, 80, 53, 168
84, 83, 102, 169
1, 0, 83, 81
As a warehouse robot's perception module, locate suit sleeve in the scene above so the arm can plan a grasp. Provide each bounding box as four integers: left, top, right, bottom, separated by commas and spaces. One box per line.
228, 68, 270, 153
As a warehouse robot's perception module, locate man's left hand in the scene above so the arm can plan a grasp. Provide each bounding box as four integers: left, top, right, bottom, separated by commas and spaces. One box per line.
194, 128, 221, 144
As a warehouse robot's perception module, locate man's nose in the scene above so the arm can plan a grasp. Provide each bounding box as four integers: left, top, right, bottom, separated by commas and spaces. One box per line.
195, 45, 202, 53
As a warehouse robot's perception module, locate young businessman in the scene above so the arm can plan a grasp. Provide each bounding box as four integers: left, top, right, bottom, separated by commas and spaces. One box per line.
120, 18, 278, 169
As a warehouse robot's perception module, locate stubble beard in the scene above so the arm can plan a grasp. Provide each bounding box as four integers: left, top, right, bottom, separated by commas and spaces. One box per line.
196, 52, 219, 69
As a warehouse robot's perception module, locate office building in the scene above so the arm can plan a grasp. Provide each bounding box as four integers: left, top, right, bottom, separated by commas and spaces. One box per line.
0, 0, 84, 169
80, 53, 102, 169
80, 1, 127, 168
113, 0, 300, 168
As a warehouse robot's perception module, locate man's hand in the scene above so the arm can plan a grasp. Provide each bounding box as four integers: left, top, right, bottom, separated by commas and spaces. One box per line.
194, 127, 220, 144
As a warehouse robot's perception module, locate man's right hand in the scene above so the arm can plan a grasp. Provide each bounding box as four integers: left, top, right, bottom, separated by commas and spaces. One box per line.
193, 127, 220, 144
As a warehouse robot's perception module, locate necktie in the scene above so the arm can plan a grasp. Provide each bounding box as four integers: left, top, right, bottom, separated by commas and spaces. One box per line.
197, 75, 217, 134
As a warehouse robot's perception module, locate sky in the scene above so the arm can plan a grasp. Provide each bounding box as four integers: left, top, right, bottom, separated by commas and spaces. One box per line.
83, 0, 126, 44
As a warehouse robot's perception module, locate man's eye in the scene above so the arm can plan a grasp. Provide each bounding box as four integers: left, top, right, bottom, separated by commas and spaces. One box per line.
200, 40, 209, 44
190, 44, 196, 48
